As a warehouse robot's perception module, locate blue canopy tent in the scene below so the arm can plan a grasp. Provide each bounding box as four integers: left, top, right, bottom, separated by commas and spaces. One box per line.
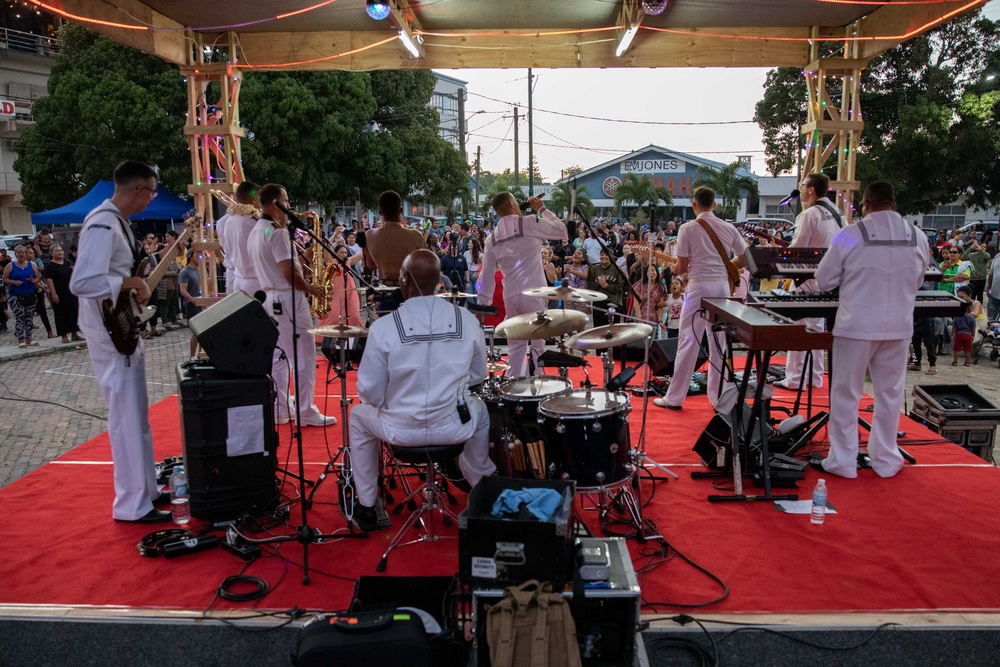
30, 181, 192, 231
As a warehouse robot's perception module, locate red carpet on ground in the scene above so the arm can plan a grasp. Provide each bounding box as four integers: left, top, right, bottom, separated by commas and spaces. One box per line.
1, 356, 998, 616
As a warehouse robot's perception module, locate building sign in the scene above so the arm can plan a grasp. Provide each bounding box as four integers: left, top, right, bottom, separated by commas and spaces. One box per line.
620, 157, 685, 174
0, 100, 15, 117
602, 176, 622, 197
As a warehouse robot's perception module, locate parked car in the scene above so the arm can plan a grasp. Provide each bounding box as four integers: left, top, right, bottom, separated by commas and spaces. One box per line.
958, 221, 999, 249
0, 235, 31, 251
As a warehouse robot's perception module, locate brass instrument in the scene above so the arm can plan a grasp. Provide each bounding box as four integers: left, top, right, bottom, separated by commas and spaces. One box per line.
304, 211, 332, 319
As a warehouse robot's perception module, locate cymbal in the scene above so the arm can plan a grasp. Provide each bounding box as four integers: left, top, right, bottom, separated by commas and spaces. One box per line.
487, 361, 510, 373
521, 285, 606, 303
565, 323, 653, 350
495, 309, 589, 340
308, 324, 368, 339
435, 291, 476, 299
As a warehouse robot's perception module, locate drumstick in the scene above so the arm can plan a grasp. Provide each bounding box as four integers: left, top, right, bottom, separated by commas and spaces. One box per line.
527, 441, 539, 477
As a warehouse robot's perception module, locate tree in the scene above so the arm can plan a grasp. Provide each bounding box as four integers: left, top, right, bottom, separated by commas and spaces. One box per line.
14, 23, 190, 211
612, 173, 672, 228
754, 11, 1000, 215
693, 161, 759, 220
547, 182, 594, 219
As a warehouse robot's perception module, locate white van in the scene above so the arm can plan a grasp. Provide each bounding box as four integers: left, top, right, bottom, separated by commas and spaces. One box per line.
958, 221, 999, 249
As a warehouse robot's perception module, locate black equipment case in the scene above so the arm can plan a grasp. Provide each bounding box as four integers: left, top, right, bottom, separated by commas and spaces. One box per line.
294, 611, 429, 667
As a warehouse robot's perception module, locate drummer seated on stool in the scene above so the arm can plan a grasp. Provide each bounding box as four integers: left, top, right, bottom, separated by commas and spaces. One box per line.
349, 249, 496, 532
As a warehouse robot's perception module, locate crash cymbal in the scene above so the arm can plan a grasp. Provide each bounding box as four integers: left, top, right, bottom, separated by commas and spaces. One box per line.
487, 361, 510, 373
308, 324, 369, 339
495, 309, 589, 340
521, 285, 606, 303
435, 291, 476, 299
565, 323, 653, 350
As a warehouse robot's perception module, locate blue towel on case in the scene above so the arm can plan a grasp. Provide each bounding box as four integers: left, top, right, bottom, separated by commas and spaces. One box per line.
491, 488, 563, 521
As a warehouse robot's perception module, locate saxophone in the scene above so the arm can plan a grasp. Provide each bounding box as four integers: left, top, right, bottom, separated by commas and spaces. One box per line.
305, 211, 332, 319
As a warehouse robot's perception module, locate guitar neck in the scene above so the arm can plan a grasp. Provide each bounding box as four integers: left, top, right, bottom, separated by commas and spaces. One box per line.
143, 231, 190, 289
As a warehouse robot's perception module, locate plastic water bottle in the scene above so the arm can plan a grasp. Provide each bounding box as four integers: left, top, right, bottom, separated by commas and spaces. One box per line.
170, 466, 191, 525
811, 478, 827, 525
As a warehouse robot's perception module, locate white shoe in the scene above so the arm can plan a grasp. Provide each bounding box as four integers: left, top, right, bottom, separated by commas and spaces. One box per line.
275, 416, 291, 425
298, 413, 337, 427
773, 378, 798, 390
652, 397, 682, 410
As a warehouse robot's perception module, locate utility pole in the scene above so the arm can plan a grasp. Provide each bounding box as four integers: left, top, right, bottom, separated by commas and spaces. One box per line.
475, 145, 481, 215
513, 106, 519, 188
528, 68, 534, 197
458, 89, 467, 167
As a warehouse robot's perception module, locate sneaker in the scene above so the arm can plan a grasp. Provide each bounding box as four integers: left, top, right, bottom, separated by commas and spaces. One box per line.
352, 503, 384, 533
298, 413, 337, 427
926, 367, 937, 375
907, 364, 922, 371
17, 343, 26, 349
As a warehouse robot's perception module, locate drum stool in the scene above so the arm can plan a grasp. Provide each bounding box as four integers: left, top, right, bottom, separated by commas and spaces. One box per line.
376, 443, 465, 572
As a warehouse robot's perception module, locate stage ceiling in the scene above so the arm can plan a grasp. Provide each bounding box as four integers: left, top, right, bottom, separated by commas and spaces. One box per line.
48, 0, 988, 71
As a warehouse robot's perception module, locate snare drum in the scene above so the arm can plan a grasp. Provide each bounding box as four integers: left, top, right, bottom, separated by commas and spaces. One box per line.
498, 376, 572, 478
538, 389, 632, 491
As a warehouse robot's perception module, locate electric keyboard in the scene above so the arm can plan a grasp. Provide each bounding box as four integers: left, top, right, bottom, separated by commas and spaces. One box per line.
747, 290, 965, 319
701, 298, 834, 351
744, 246, 943, 283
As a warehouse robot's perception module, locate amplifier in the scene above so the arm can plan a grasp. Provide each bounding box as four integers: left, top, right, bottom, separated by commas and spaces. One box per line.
472, 537, 641, 666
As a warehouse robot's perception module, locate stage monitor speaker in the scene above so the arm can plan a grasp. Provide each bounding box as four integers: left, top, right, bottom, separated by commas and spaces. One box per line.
692, 402, 773, 470
649, 334, 709, 377
189, 291, 278, 376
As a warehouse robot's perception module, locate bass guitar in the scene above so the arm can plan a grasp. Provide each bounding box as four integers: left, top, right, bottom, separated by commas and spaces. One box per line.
102, 216, 198, 355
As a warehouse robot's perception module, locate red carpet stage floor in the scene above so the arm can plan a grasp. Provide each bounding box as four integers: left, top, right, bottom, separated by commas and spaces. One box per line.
1, 356, 999, 620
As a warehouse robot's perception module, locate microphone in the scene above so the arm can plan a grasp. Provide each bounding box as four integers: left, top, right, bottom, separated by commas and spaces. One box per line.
274, 202, 308, 231
519, 201, 534, 212
253, 290, 267, 304
778, 190, 800, 207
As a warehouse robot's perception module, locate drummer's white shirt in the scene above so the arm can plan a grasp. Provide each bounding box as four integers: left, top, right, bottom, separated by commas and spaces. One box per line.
356, 295, 487, 429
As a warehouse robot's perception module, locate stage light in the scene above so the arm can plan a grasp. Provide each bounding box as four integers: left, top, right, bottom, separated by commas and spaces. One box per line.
615, 26, 638, 57
398, 29, 421, 57
366, 0, 391, 20
642, 0, 668, 15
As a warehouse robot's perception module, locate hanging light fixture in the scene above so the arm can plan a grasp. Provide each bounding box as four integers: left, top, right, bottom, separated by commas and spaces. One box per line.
366, 0, 391, 20
641, 0, 668, 16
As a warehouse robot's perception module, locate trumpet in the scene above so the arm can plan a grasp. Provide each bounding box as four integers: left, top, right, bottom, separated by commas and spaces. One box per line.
211, 189, 260, 218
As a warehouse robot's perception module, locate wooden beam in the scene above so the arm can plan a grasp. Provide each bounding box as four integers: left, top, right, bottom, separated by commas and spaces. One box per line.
854, 0, 987, 61
235, 27, 810, 71
800, 120, 864, 135
60, 0, 188, 65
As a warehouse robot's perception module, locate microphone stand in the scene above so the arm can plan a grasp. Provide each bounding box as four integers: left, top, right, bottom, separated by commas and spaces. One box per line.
250, 204, 366, 587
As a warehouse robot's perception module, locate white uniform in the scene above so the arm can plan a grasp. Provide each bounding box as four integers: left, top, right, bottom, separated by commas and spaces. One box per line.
661, 212, 747, 409
218, 213, 261, 295
815, 209, 929, 478
350, 296, 495, 506
476, 208, 566, 376
247, 216, 324, 424
782, 201, 843, 388
70, 200, 157, 521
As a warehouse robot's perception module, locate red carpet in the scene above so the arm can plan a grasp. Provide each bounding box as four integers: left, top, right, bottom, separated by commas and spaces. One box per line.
1, 356, 998, 615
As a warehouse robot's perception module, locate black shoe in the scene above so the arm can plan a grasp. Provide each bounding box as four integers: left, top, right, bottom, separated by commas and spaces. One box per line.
116, 509, 172, 524
352, 503, 384, 533
153, 492, 171, 506
808, 458, 825, 473
440, 458, 472, 493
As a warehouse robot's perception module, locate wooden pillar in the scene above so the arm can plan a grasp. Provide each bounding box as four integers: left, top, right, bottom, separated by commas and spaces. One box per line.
181, 32, 246, 304
800, 25, 865, 224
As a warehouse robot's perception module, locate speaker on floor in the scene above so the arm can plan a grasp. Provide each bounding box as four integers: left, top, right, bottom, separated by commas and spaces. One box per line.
691, 401, 773, 470
649, 334, 709, 377
189, 291, 278, 376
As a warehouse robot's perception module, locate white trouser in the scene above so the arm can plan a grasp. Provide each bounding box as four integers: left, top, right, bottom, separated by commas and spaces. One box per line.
227, 273, 244, 295
80, 320, 157, 521
821, 336, 907, 479
783, 317, 826, 387
502, 293, 547, 377
349, 399, 495, 507
266, 290, 323, 422
663, 280, 730, 408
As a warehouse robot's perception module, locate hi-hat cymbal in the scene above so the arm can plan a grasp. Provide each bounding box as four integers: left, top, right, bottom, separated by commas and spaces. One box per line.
566, 323, 653, 350
487, 361, 510, 373
308, 324, 368, 339
435, 291, 476, 299
495, 309, 589, 340
522, 285, 606, 303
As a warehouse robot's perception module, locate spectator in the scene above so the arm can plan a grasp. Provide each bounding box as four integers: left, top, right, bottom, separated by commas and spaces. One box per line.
562, 248, 590, 318
161, 230, 184, 329
960, 238, 990, 303
662, 278, 684, 338
33, 227, 54, 262
987, 251, 1000, 322
939, 246, 970, 294
464, 237, 483, 296
178, 250, 203, 361
3, 245, 41, 347
43, 244, 82, 343
587, 248, 624, 328
441, 234, 469, 293
141, 233, 163, 338
25, 247, 55, 339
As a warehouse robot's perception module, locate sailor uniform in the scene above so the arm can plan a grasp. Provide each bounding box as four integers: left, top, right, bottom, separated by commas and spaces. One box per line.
218, 213, 262, 295
815, 209, 929, 478
70, 200, 157, 521
350, 296, 495, 506
476, 208, 566, 377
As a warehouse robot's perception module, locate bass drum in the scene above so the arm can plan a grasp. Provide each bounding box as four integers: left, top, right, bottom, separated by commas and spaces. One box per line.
498, 376, 572, 478
538, 389, 632, 491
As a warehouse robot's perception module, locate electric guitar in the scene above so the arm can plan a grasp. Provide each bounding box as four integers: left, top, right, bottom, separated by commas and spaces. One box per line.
102, 216, 199, 355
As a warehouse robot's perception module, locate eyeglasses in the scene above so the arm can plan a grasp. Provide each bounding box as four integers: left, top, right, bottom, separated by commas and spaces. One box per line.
139, 185, 158, 198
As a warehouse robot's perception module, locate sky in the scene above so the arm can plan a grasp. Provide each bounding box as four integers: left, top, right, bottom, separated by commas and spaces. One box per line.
439, 1, 1000, 185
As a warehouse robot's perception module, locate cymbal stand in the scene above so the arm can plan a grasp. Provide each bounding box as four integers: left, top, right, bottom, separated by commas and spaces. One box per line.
306, 333, 356, 510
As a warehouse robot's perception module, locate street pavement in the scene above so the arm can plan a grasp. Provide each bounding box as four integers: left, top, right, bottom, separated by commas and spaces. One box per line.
0, 305, 997, 489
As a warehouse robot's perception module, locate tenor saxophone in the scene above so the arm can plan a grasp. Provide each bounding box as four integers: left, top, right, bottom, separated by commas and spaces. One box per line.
305, 211, 332, 319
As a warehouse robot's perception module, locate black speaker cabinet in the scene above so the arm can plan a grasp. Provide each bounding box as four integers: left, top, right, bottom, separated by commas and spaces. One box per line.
176, 362, 280, 521
649, 335, 709, 377
692, 402, 771, 470
189, 291, 278, 376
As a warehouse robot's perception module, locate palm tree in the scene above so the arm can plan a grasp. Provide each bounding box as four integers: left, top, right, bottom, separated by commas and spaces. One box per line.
612, 173, 672, 229
693, 161, 759, 220
547, 182, 594, 219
